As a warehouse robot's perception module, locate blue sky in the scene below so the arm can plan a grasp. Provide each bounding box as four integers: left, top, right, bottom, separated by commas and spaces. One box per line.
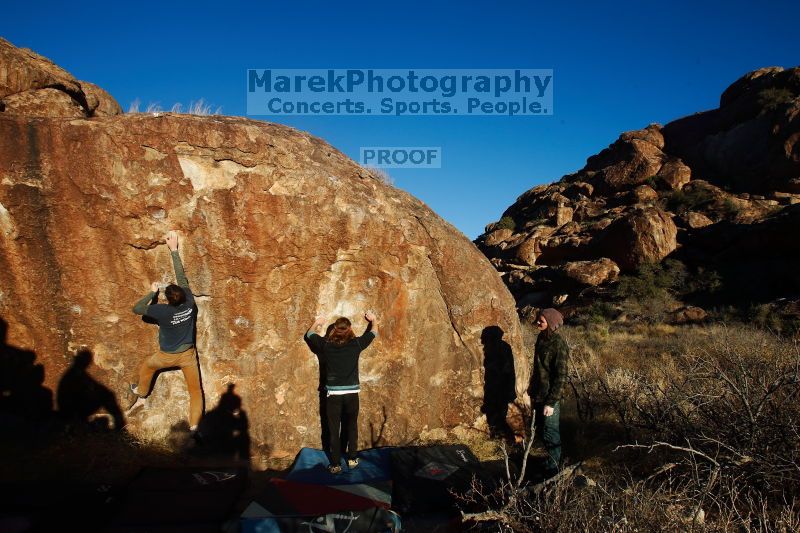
3, 0, 799, 238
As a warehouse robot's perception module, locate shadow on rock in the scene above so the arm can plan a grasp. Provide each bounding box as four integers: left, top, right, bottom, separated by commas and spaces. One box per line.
190, 383, 251, 464
57, 348, 125, 432
480, 325, 516, 441
0, 316, 54, 437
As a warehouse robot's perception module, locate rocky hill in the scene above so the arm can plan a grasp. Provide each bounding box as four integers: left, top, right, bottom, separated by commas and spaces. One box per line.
0, 37, 527, 456
477, 67, 800, 325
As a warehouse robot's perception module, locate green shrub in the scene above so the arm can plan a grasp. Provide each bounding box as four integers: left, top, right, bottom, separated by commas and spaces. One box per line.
665, 187, 716, 214
748, 303, 800, 335
644, 175, 662, 190
685, 266, 723, 295
722, 197, 741, 217
584, 301, 619, 324
616, 259, 688, 301
495, 215, 516, 231
612, 260, 723, 323
758, 87, 795, 112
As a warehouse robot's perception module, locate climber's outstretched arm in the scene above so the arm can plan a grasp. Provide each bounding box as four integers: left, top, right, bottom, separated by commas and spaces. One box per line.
364, 311, 378, 335
359, 311, 378, 347
166, 231, 190, 291
306, 315, 327, 337
305, 315, 327, 352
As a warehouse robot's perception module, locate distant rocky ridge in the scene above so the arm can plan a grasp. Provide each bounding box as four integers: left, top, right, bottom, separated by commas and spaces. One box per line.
476, 66, 800, 321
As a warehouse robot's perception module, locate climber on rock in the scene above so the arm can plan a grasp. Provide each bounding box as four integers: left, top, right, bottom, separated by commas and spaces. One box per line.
304, 311, 378, 474
129, 230, 204, 435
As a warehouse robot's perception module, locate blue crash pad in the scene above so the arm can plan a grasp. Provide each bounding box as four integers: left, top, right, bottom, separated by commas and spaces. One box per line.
285, 447, 395, 485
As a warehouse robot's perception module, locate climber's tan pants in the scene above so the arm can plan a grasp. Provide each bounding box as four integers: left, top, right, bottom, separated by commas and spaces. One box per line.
137, 346, 203, 427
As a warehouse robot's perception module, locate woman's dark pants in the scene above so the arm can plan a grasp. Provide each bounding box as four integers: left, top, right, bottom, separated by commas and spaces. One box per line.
325, 393, 359, 465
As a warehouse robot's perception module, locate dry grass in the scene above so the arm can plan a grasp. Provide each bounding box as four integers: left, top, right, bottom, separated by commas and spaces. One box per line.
363, 166, 395, 185
472, 321, 800, 531
127, 98, 222, 115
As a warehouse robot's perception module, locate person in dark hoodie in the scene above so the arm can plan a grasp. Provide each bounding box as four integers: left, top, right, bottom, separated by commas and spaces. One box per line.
305, 311, 377, 474
529, 307, 569, 478
129, 231, 203, 432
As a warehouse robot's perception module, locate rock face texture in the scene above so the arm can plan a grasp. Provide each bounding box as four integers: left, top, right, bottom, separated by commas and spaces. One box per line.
0, 39, 526, 457
478, 66, 800, 316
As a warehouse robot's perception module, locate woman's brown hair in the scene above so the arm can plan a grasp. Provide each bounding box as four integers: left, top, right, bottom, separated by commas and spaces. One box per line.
326, 317, 355, 345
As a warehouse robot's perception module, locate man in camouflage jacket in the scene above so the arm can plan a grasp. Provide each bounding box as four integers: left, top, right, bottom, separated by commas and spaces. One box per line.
529, 307, 569, 476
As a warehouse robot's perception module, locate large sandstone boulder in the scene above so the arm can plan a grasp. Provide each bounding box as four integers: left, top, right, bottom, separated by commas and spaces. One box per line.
0, 113, 526, 456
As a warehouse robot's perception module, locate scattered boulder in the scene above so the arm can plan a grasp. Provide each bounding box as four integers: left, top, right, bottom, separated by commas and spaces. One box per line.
555, 205, 574, 226
630, 184, 659, 204
619, 124, 665, 148
590, 218, 614, 231
79, 81, 123, 117
769, 191, 800, 204
0, 37, 82, 99
563, 181, 594, 199
596, 207, 678, 271
573, 199, 607, 221
1, 87, 86, 117
683, 211, 714, 229
555, 221, 581, 235
671, 306, 708, 324
657, 158, 691, 190
513, 226, 557, 266
514, 235, 539, 266
560, 258, 620, 287
537, 234, 595, 265
484, 228, 514, 247
0, 37, 121, 118
584, 130, 666, 194
553, 294, 569, 306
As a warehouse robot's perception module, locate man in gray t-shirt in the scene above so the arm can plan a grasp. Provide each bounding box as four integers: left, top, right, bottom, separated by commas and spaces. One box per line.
128, 231, 204, 431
